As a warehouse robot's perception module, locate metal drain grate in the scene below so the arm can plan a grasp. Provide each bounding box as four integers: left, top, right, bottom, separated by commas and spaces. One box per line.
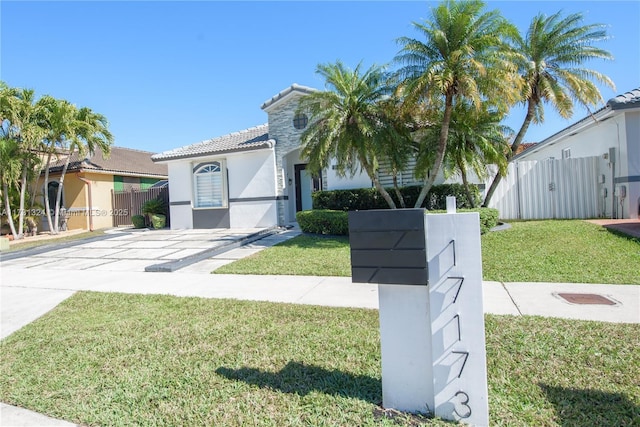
557, 293, 616, 305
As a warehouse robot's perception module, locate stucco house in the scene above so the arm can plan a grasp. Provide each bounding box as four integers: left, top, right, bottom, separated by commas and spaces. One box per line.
154, 83, 485, 229
508, 87, 640, 219
39, 146, 168, 231
152, 84, 377, 229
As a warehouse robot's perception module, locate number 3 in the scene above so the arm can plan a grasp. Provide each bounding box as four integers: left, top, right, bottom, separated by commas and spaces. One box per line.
453, 391, 472, 418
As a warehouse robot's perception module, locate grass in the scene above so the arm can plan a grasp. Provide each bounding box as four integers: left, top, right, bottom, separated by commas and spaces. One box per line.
216, 235, 352, 276
216, 221, 640, 284
5, 229, 107, 252
0, 292, 638, 426
481, 220, 640, 284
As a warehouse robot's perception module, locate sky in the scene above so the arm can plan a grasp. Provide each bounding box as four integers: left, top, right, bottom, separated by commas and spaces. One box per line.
1, 1, 639, 155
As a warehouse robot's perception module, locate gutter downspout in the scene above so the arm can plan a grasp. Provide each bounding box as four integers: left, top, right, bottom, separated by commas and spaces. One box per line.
78, 174, 94, 231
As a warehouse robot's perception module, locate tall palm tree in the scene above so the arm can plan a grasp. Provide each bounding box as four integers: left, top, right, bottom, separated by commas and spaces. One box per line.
38, 96, 77, 234
0, 86, 44, 238
483, 10, 614, 206
420, 102, 512, 207
53, 106, 113, 230
298, 61, 411, 209
395, 0, 518, 208
0, 124, 23, 239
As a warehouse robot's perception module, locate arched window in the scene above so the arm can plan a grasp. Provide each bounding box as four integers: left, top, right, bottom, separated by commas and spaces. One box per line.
193, 161, 226, 208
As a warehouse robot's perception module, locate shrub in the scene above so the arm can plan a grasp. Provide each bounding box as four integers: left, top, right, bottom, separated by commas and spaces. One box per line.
132, 215, 146, 229
428, 208, 499, 234
142, 198, 166, 216
313, 183, 480, 211
296, 210, 349, 235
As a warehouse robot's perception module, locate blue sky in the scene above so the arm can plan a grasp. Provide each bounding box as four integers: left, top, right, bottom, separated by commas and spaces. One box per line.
2, 1, 638, 154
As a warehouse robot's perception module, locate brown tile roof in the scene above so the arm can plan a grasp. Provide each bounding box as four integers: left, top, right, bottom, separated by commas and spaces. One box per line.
47, 146, 168, 178
514, 143, 537, 154
151, 124, 274, 162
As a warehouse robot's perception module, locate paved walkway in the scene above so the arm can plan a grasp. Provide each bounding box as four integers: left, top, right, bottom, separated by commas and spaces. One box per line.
1, 224, 639, 426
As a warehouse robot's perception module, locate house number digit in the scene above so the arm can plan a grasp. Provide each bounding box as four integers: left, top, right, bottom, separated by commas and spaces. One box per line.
452, 391, 472, 419
451, 351, 469, 378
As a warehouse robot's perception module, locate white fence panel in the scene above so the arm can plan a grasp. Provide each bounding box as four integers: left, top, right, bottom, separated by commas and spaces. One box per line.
489, 157, 599, 220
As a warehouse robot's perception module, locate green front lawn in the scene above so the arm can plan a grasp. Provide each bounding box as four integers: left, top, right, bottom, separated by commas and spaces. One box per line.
0, 292, 637, 426
216, 220, 640, 284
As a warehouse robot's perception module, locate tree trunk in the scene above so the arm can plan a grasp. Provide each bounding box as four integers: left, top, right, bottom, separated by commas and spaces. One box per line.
392, 173, 406, 208
3, 183, 18, 239
53, 152, 71, 233
16, 161, 28, 239
459, 164, 475, 208
414, 93, 454, 208
483, 99, 536, 207
42, 151, 56, 234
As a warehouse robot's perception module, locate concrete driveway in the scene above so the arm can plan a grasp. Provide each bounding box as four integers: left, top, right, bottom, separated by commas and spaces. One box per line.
0, 227, 270, 273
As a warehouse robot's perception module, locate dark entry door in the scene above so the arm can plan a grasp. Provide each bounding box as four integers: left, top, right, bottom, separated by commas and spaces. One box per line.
294, 164, 321, 212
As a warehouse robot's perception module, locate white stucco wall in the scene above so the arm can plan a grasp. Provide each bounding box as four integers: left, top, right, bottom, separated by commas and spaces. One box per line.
160, 147, 279, 229
324, 165, 372, 190
167, 161, 194, 229
227, 149, 278, 228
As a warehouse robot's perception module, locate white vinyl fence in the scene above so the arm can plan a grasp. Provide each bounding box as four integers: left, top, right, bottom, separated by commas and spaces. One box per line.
488, 157, 600, 220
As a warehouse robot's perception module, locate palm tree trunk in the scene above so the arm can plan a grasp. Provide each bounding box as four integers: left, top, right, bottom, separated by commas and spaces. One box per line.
372, 176, 396, 209
16, 161, 28, 238
483, 99, 536, 207
414, 93, 454, 208
392, 173, 406, 208
459, 163, 475, 208
42, 151, 56, 234
3, 183, 18, 239
53, 152, 71, 232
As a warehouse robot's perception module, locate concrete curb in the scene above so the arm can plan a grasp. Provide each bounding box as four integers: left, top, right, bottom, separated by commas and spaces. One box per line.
144, 226, 285, 272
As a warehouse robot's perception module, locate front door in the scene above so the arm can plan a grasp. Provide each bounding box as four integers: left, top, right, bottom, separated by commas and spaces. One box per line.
294, 164, 321, 212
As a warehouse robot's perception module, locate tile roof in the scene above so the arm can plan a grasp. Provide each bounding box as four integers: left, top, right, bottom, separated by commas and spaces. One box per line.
608, 87, 640, 110
151, 124, 274, 162
260, 83, 317, 111
47, 146, 168, 177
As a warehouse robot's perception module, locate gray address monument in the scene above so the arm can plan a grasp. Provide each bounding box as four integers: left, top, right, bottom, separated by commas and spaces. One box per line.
348, 200, 489, 426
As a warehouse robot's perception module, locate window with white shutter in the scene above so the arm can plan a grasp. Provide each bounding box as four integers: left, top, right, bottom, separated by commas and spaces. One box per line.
193, 162, 226, 208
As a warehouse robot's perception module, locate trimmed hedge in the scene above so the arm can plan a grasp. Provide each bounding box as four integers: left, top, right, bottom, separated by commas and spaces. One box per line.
296, 207, 499, 235
429, 208, 499, 234
313, 183, 480, 211
296, 210, 349, 235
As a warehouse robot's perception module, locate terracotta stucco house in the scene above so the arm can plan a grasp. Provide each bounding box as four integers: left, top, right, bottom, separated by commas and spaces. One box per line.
39, 146, 168, 231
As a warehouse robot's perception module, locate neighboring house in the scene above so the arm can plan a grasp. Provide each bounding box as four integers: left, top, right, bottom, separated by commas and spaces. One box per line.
153, 83, 480, 230
505, 87, 640, 220
38, 146, 168, 231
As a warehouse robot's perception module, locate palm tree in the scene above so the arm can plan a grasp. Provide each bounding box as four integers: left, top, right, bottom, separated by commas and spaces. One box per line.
0, 86, 44, 238
395, 0, 518, 208
298, 61, 411, 209
51, 106, 113, 232
0, 126, 23, 239
420, 102, 512, 207
38, 96, 77, 234
482, 10, 614, 206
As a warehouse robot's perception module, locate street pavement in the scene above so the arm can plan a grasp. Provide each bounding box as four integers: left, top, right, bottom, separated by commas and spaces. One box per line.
1, 225, 638, 426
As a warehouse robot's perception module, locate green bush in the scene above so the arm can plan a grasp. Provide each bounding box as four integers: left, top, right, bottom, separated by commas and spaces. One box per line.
428, 208, 499, 234
313, 183, 480, 211
142, 198, 166, 216
132, 215, 145, 229
296, 210, 349, 235
150, 213, 166, 229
